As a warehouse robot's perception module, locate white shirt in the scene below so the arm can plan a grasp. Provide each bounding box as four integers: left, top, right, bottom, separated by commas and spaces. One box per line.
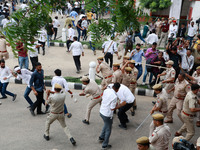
16, 69, 32, 86
67, 2, 72, 10
81, 20, 88, 29
28, 42, 39, 57
53, 19, 60, 28
102, 40, 117, 54
168, 24, 178, 38
79, 14, 85, 20
0, 66, 12, 83
51, 76, 69, 92
163, 52, 169, 61
69, 41, 84, 56
20, 4, 28, 10
68, 28, 75, 41
178, 48, 194, 71
116, 84, 135, 104
38, 29, 47, 42
1, 18, 10, 28
187, 24, 196, 37
146, 33, 158, 44
74, 1, 80, 8
100, 88, 117, 117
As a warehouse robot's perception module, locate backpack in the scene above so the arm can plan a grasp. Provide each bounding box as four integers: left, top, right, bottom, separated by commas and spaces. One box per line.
126, 36, 133, 48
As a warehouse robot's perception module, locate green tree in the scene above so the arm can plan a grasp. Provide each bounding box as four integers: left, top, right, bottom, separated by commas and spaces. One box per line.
139, 0, 172, 12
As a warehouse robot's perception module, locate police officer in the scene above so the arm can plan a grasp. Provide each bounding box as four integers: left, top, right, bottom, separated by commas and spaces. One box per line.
175, 84, 200, 141
149, 84, 168, 135
165, 73, 190, 123
149, 113, 171, 150
136, 136, 155, 150
96, 57, 113, 90
112, 63, 122, 83
79, 76, 102, 125
157, 60, 176, 99
44, 83, 76, 145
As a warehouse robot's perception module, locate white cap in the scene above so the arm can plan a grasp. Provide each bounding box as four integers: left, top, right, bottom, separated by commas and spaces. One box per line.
14, 67, 20, 72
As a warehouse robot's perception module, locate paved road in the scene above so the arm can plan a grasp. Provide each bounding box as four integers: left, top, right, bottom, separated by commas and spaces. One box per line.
0, 84, 200, 150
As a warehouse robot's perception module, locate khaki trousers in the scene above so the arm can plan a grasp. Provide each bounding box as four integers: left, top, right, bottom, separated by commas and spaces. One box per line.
166, 97, 184, 122
158, 32, 168, 47
101, 77, 112, 89
178, 112, 195, 141
45, 113, 72, 139
85, 98, 102, 121
0, 52, 9, 60
197, 104, 200, 122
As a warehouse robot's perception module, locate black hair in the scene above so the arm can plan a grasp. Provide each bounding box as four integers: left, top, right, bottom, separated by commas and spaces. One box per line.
152, 42, 157, 45
55, 16, 58, 19
54, 88, 62, 92
113, 82, 121, 90
0, 59, 5, 63
14, 65, 19, 69
179, 73, 185, 78
54, 69, 61, 76
152, 29, 156, 34
84, 80, 90, 84
68, 24, 72, 27
146, 22, 149, 25
35, 62, 41, 67
171, 46, 177, 51
136, 43, 141, 47
191, 84, 200, 91
73, 36, 78, 41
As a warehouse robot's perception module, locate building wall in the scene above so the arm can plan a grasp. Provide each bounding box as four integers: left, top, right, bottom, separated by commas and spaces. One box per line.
190, 1, 200, 23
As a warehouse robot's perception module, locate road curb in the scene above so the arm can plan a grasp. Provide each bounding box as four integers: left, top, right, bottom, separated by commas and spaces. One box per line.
9, 77, 155, 96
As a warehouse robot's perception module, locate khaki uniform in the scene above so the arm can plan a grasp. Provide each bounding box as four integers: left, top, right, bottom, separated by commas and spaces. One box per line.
64, 17, 75, 28
117, 34, 126, 52
163, 67, 176, 99
45, 92, 72, 139
121, 73, 133, 87
178, 91, 199, 141
150, 89, 168, 135
149, 124, 171, 150
192, 71, 200, 122
97, 62, 113, 88
165, 79, 190, 122
83, 80, 102, 121
0, 39, 9, 60
129, 67, 138, 107
112, 69, 122, 83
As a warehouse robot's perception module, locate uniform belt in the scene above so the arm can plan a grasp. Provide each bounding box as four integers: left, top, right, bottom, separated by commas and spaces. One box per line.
182, 111, 195, 117
51, 111, 64, 114
175, 97, 184, 100
159, 110, 168, 113
0, 51, 7, 53
105, 75, 113, 79
93, 93, 103, 99
130, 82, 136, 84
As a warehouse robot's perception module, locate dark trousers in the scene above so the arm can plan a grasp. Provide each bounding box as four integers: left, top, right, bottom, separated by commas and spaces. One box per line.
53, 28, 58, 40
118, 102, 133, 127
66, 40, 73, 50
104, 52, 113, 68
30, 56, 38, 72
87, 20, 91, 25
38, 41, 45, 54
100, 113, 113, 147
31, 91, 44, 113
0, 82, 15, 98
82, 29, 87, 40
73, 55, 81, 71
76, 27, 81, 41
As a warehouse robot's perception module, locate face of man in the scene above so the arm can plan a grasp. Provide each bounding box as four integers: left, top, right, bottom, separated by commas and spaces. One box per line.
98, 60, 102, 64
158, 53, 163, 59
191, 22, 194, 26
197, 69, 200, 74
113, 66, 118, 71
152, 44, 157, 50
17, 70, 21, 74
0, 62, 5, 68
154, 89, 161, 94
178, 74, 184, 82
82, 81, 88, 85
171, 50, 177, 54
36, 65, 42, 71
129, 63, 134, 68
137, 144, 148, 150
173, 22, 176, 26
197, 45, 200, 51
166, 64, 171, 68
136, 45, 140, 50
181, 24, 185, 28
186, 50, 191, 56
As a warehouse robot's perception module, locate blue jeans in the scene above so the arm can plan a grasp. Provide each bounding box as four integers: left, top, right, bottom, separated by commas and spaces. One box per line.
77, 27, 82, 41
72, 21, 75, 27
187, 36, 194, 47
89, 41, 95, 51
64, 104, 68, 114
18, 56, 29, 69
135, 65, 143, 80
0, 82, 15, 97
47, 34, 52, 48
100, 113, 113, 147
142, 66, 153, 83
24, 86, 33, 106
133, 33, 146, 43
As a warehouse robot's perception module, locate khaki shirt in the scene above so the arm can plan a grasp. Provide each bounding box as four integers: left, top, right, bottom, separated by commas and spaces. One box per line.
112, 69, 122, 83
98, 62, 113, 78
0, 38, 7, 51
193, 49, 200, 64
192, 71, 200, 85
164, 67, 175, 81
182, 91, 198, 115
149, 124, 171, 150
47, 92, 66, 113
131, 67, 138, 83
156, 89, 168, 112
173, 79, 189, 98
121, 73, 133, 87
64, 17, 75, 27
84, 80, 102, 98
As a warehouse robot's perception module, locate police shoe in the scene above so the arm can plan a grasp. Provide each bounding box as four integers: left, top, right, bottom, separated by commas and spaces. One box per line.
29, 108, 35, 116
101, 144, 112, 150
98, 137, 104, 143
0, 96, 7, 99
37, 111, 46, 115
45, 105, 50, 113
70, 137, 76, 146
12, 94, 17, 101
118, 124, 127, 130
43, 134, 49, 141
131, 111, 135, 116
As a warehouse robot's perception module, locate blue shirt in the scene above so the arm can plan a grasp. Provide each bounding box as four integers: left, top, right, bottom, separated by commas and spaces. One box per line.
29, 69, 44, 92
130, 49, 144, 65
70, 11, 78, 20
